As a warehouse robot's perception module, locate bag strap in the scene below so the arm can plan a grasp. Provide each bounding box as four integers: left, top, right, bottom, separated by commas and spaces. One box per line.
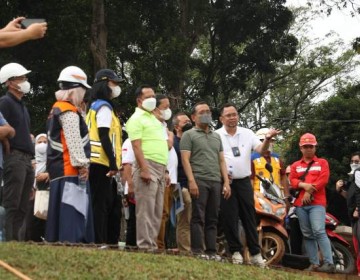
298, 160, 315, 181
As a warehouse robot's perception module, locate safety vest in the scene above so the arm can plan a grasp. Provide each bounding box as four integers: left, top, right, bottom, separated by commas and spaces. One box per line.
252, 152, 282, 192
47, 101, 90, 179
86, 99, 122, 168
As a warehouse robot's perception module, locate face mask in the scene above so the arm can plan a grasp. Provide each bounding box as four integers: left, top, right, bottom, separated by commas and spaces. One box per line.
350, 163, 360, 172
142, 97, 156, 112
161, 108, 172, 121
199, 113, 212, 125
35, 142, 47, 154
110, 86, 121, 99
182, 122, 193, 132
18, 81, 31, 94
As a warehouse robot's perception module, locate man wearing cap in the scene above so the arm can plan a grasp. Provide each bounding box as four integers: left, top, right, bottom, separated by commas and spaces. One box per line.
86, 69, 123, 244
0, 62, 35, 240
289, 133, 334, 273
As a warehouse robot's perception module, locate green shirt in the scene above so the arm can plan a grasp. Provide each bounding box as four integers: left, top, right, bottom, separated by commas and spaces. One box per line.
126, 108, 168, 165
180, 128, 223, 182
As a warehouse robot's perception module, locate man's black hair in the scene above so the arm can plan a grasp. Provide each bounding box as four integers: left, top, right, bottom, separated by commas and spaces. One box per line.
351, 151, 360, 159
155, 94, 168, 108
219, 103, 238, 116
134, 84, 153, 98
191, 101, 209, 115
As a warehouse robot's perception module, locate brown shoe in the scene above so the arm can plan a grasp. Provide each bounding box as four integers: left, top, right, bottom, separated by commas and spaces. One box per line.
304, 264, 319, 271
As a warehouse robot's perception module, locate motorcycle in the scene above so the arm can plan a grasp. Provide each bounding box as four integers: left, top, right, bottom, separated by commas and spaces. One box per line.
283, 209, 355, 274
251, 169, 288, 265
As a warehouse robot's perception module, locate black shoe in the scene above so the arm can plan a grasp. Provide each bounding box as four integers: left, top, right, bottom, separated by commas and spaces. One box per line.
317, 263, 335, 273
304, 264, 319, 271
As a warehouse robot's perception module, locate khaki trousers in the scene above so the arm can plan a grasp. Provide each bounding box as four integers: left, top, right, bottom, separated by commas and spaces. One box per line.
133, 159, 165, 249
176, 187, 192, 252
157, 184, 174, 249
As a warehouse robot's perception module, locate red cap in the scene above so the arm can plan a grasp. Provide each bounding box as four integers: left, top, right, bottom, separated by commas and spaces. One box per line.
299, 133, 317, 146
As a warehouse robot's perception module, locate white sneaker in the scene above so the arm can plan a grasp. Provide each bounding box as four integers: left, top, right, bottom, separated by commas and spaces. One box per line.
232, 252, 243, 264
250, 253, 266, 268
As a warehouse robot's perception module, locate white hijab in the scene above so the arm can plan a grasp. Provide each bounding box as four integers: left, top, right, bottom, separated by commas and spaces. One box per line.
35, 133, 47, 176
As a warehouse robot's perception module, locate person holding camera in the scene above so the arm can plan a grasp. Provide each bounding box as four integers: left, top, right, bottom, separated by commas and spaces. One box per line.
0, 17, 47, 48
289, 133, 334, 273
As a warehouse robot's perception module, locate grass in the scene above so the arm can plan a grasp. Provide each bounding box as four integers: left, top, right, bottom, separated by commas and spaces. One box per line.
0, 242, 323, 280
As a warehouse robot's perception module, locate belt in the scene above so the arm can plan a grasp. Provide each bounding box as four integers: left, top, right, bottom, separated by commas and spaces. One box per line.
232, 176, 250, 181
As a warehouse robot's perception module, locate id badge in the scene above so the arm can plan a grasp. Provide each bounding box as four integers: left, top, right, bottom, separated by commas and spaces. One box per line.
231, 147, 240, 157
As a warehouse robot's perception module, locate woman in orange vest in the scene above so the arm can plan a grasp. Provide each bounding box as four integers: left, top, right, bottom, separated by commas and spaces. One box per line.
46, 66, 94, 243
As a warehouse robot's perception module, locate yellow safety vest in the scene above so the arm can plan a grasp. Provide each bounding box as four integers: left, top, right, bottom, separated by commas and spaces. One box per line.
86, 99, 122, 168
252, 153, 282, 192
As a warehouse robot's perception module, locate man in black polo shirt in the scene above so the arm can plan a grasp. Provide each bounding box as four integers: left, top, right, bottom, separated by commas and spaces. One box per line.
0, 62, 35, 241
180, 101, 231, 258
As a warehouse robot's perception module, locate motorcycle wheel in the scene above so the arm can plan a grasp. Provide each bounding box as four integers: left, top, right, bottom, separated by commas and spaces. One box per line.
331, 241, 355, 274
261, 232, 285, 265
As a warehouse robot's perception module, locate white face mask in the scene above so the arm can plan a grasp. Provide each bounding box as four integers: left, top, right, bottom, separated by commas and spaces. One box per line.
110, 86, 121, 99
18, 81, 31, 94
161, 108, 172, 121
35, 142, 47, 154
350, 163, 360, 172
142, 97, 156, 112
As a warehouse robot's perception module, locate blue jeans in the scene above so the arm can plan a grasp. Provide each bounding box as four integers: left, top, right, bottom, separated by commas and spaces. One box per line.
296, 205, 333, 265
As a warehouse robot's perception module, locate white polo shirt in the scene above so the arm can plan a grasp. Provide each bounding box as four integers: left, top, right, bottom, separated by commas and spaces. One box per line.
122, 138, 135, 164
215, 126, 261, 179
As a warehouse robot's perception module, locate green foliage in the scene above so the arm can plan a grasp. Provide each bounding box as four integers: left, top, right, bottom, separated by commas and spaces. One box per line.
282, 84, 360, 184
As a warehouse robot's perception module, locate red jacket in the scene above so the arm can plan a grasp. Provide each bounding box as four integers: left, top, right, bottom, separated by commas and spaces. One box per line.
289, 156, 329, 207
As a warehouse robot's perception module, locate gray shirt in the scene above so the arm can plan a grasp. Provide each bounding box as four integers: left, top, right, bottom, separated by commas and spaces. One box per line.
180, 128, 223, 182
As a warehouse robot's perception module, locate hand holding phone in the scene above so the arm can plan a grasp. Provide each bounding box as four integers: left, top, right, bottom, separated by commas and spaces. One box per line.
21, 18, 46, 29
21, 19, 47, 40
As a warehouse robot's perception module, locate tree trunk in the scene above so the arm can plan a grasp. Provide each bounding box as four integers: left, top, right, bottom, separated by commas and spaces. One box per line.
90, 0, 107, 73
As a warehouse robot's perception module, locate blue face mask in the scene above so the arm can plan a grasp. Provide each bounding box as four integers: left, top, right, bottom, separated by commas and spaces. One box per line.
199, 114, 212, 124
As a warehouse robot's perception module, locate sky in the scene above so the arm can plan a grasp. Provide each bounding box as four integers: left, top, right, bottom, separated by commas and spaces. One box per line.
286, 0, 360, 45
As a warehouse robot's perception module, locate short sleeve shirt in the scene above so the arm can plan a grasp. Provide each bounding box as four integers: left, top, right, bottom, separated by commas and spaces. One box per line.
126, 108, 168, 165
122, 138, 135, 164
180, 128, 223, 182
215, 126, 261, 179
96, 106, 112, 128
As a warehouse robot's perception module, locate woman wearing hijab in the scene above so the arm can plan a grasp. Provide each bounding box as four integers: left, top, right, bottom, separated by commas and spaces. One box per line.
20, 133, 49, 241
45, 66, 94, 243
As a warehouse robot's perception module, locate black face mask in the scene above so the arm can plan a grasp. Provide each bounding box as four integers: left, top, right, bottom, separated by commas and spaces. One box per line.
182, 122, 193, 132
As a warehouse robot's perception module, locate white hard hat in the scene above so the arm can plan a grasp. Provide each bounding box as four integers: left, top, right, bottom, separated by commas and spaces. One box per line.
256, 128, 275, 140
57, 66, 91, 89
0, 63, 31, 84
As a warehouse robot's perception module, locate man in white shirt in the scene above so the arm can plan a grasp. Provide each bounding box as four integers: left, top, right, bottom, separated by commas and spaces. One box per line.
215, 103, 280, 267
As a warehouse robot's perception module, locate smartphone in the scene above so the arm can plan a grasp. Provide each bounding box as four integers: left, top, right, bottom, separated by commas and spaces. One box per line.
21, 18, 46, 29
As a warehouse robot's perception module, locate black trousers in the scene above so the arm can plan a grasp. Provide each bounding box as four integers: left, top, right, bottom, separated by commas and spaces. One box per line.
191, 179, 221, 255
89, 164, 121, 244
3, 151, 34, 241
125, 202, 136, 247
221, 177, 261, 256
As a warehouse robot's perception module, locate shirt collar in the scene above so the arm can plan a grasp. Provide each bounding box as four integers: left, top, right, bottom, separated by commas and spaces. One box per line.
300, 155, 318, 163
221, 126, 240, 136
135, 107, 152, 116
7, 92, 23, 104
194, 127, 213, 134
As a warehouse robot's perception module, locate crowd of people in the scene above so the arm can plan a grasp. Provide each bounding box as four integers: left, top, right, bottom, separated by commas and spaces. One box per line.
0, 17, 359, 276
